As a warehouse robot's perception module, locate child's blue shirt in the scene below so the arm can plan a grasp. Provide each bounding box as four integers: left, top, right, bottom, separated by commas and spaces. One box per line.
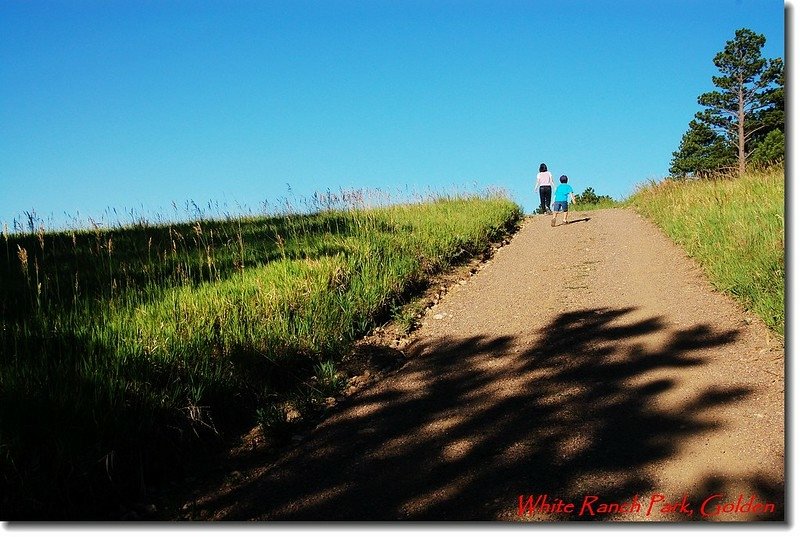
554, 184, 574, 202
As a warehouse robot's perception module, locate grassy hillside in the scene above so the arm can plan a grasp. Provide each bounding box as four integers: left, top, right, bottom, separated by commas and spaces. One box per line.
0, 194, 522, 518
628, 167, 784, 334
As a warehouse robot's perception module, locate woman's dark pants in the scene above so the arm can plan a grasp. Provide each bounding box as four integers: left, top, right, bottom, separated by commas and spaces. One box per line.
539, 185, 552, 213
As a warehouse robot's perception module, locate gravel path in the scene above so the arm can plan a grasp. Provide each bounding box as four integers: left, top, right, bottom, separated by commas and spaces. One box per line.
181, 208, 784, 521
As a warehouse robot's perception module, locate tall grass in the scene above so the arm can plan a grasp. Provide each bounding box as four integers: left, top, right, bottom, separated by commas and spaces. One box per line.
628, 167, 784, 334
0, 193, 522, 518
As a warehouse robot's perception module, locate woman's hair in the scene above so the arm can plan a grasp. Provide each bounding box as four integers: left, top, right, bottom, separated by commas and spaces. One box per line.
560, 175, 569, 183
539, 163, 547, 172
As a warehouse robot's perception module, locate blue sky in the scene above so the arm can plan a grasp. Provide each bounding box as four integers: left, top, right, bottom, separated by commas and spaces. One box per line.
0, 0, 786, 228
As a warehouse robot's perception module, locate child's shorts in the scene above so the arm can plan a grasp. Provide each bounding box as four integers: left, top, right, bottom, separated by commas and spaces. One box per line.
553, 201, 568, 212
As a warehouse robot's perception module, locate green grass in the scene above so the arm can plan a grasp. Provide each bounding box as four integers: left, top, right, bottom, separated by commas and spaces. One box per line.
0, 193, 522, 518
628, 166, 784, 334
570, 198, 621, 212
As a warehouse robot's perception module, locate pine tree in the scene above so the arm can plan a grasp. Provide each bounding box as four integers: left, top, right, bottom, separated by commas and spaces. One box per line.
694, 28, 783, 175
669, 120, 735, 177
750, 129, 784, 166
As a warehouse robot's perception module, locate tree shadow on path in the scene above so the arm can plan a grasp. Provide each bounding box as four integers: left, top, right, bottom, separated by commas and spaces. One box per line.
183, 307, 781, 521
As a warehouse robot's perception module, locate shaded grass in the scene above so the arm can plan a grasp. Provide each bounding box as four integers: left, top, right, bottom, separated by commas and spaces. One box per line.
0, 194, 522, 518
628, 167, 784, 334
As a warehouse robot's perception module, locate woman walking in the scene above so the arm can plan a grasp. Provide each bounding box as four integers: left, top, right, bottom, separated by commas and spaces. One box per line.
535, 163, 554, 214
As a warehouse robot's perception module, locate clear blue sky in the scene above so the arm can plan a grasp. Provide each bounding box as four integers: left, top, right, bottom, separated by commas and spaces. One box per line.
0, 0, 786, 229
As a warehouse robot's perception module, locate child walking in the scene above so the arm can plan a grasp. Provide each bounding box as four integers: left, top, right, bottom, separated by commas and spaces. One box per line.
551, 175, 577, 227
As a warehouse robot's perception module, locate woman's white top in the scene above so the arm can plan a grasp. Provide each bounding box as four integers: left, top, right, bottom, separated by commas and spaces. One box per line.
537, 171, 554, 187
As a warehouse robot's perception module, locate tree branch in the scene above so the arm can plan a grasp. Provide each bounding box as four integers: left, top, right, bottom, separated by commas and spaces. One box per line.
702, 107, 737, 119
744, 102, 773, 113
745, 123, 770, 138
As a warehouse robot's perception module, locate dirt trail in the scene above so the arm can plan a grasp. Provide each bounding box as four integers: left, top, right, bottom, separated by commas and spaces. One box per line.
176, 208, 784, 521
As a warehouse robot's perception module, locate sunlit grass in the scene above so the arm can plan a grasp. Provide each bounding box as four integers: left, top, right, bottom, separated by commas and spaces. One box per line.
570, 198, 621, 211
